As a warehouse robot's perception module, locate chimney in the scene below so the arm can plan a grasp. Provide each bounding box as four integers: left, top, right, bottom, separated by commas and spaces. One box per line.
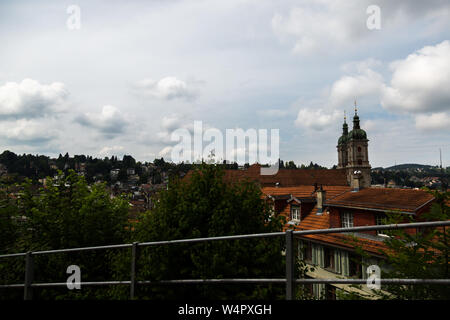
351, 170, 362, 192
316, 185, 326, 215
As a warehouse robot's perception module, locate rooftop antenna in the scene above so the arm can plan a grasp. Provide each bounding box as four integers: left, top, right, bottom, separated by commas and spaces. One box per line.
440, 148, 442, 169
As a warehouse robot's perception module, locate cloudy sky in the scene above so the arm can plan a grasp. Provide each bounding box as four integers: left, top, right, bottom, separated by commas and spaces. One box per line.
0, 0, 449, 168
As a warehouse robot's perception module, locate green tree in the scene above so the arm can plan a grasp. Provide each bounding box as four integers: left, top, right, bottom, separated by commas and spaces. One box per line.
379, 189, 450, 299
0, 170, 131, 300
114, 164, 286, 300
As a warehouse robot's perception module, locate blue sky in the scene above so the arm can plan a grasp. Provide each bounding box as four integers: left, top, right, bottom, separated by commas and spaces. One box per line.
0, 0, 449, 168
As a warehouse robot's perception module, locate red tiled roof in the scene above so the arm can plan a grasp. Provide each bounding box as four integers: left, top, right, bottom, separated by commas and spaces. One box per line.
262, 185, 350, 200
325, 188, 435, 213
290, 207, 390, 256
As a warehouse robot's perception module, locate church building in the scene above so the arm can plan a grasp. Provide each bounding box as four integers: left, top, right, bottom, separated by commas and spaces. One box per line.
337, 105, 371, 190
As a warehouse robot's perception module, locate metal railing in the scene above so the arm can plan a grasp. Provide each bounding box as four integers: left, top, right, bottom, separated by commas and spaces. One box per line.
0, 220, 449, 300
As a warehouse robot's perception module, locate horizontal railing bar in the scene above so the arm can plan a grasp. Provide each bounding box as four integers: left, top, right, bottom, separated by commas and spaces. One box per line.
31, 244, 133, 256
138, 232, 285, 247
293, 220, 450, 236
1, 278, 449, 289
0, 284, 25, 288
138, 279, 286, 285
0, 220, 449, 259
294, 279, 450, 285
31, 281, 131, 287
0, 252, 27, 258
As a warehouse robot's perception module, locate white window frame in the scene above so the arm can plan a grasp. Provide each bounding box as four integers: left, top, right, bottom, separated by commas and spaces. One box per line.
341, 212, 353, 228
376, 214, 388, 236
291, 205, 301, 222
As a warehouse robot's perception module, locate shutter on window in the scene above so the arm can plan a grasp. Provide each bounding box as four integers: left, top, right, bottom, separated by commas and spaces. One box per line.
318, 245, 324, 268
334, 250, 342, 274
341, 251, 349, 276
311, 244, 317, 265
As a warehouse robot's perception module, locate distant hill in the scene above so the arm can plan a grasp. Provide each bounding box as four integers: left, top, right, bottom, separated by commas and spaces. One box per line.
384, 163, 437, 170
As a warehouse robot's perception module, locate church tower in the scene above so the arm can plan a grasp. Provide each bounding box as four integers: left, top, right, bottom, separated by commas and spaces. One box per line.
337, 103, 371, 189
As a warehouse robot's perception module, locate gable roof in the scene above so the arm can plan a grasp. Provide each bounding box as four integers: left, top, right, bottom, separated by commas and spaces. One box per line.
325, 188, 435, 214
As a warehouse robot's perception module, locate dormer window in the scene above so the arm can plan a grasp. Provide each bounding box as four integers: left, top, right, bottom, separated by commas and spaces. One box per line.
291, 205, 301, 222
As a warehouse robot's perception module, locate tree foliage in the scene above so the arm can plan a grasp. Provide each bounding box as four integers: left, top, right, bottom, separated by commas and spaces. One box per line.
0, 170, 130, 299
116, 164, 286, 300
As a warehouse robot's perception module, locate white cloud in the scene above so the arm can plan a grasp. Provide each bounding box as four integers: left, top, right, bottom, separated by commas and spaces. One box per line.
271, 0, 450, 55
295, 108, 342, 131
271, 3, 357, 55
381, 40, 450, 113
76, 105, 128, 135
158, 146, 173, 158
134, 76, 198, 101
329, 68, 384, 108
415, 112, 450, 131
0, 119, 57, 143
98, 145, 125, 157
0, 78, 68, 118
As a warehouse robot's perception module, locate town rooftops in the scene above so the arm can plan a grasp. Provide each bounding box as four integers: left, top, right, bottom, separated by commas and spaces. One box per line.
325, 187, 435, 214
262, 185, 351, 201
183, 164, 349, 187
183, 164, 348, 187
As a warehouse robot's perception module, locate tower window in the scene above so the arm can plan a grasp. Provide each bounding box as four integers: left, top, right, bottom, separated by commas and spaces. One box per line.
358, 159, 362, 165
357, 146, 362, 152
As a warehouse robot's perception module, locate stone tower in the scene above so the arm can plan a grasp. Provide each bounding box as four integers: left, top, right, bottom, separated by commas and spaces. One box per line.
337, 105, 371, 189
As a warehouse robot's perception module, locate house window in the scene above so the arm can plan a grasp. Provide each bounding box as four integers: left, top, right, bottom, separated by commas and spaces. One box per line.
375, 213, 388, 235
341, 212, 354, 228
324, 247, 335, 271
291, 205, 301, 221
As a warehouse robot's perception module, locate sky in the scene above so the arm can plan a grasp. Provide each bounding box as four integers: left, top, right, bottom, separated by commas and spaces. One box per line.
0, 0, 449, 168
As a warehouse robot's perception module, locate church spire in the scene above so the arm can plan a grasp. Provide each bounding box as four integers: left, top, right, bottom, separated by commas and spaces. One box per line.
353, 100, 360, 129
343, 110, 348, 135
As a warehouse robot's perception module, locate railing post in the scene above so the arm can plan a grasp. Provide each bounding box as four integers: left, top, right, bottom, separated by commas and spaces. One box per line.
24, 251, 34, 300
285, 230, 295, 300
130, 242, 139, 299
